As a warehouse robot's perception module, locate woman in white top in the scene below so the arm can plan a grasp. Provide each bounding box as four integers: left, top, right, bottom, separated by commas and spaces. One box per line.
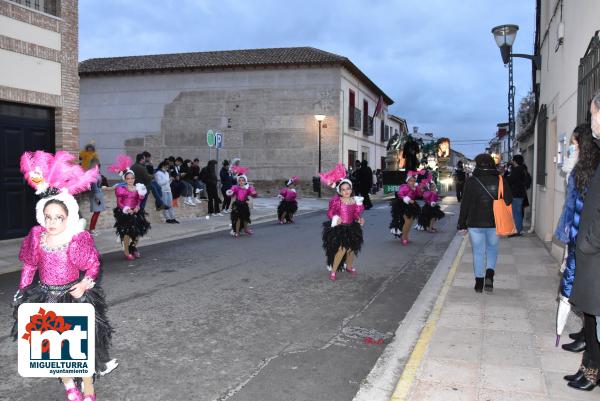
155, 161, 179, 223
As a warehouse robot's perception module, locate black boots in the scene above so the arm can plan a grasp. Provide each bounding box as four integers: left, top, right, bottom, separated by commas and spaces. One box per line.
568, 367, 598, 391
563, 329, 586, 352
484, 269, 494, 292
474, 277, 484, 293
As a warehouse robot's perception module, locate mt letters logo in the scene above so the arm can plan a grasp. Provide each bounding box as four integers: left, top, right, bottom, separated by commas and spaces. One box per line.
18, 303, 95, 377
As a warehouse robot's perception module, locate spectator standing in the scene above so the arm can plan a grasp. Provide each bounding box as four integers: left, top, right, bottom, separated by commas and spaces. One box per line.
155, 161, 179, 224
358, 160, 373, 209
87, 158, 105, 235
453, 161, 466, 201
201, 160, 222, 218
506, 154, 530, 236
131, 153, 153, 213
458, 153, 513, 293
220, 160, 236, 213
568, 91, 600, 390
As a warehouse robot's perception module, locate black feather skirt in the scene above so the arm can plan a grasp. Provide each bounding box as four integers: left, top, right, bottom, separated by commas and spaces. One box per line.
322, 221, 363, 266
231, 200, 251, 228
11, 277, 114, 374
418, 204, 445, 227
113, 207, 150, 241
277, 200, 298, 221
389, 198, 405, 231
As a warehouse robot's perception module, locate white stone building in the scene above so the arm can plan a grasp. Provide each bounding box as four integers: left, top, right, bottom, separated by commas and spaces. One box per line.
79, 47, 394, 183
526, 0, 600, 258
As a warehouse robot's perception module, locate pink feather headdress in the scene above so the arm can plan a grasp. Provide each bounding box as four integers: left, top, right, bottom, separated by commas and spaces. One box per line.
319, 163, 347, 188
107, 155, 133, 178
232, 165, 248, 176
286, 176, 299, 186
20, 150, 99, 196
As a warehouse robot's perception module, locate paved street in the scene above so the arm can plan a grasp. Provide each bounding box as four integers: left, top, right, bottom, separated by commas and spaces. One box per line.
0, 201, 458, 401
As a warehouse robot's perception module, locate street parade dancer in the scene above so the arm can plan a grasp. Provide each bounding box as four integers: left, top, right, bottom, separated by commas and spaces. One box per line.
278, 176, 299, 224
12, 150, 118, 401
389, 171, 421, 245
418, 179, 445, 233
226, 169, 258, 237
108, 155, 151, 260
320, 163, 365, 281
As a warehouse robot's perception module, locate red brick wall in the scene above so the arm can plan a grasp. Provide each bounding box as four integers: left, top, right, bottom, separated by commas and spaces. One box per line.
0, 0, 79, 153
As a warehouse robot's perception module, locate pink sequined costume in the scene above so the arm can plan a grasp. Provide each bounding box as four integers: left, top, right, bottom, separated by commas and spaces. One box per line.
229, 185, 258, 234
418, 190, 445, 229
322, 195, 365, 268
113, 185, 151, 244
277, 188, 298, 223
12, 226, 114, 374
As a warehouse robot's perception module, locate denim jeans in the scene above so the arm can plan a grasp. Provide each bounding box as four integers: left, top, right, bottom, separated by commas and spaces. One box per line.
468, 227, 499, 278
150, 181, 164, 209
161, 192, 176, 220
512, 197, 524, 233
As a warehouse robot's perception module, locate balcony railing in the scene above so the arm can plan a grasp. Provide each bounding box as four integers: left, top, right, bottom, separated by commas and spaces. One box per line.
363, 116, 374, 136
348, 107, 362, 131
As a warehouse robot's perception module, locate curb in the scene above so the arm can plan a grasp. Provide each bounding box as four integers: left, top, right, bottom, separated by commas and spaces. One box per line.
352, 233, 467, 401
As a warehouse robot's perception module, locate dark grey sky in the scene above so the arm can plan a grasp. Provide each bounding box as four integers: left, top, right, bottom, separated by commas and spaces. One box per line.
79, 0, 535, 158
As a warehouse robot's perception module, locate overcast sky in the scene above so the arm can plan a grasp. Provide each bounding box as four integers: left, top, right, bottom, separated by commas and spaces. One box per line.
79, 0, 536, 158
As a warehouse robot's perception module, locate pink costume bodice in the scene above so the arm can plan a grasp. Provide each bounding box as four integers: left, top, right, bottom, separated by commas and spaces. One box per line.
279, 188, 297, 202
423, 191, 439, 205
232, 185, 257, 202
327, 195, 364, 224
115, 185, 144, 209
397, 184, 420, 201
18, 226, 100, 289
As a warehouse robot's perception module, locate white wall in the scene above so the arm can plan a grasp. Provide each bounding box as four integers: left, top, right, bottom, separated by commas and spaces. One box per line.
0, 49, 61, 95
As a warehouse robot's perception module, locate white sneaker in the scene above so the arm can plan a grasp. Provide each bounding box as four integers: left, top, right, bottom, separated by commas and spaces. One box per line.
205, 215, 210, 220
184, 200, 195, 206
216, 213, 224, 217
194, 198, 202, 204
195, 188, 201, 194
99, 359, 119, 376
223, 209, 230, 214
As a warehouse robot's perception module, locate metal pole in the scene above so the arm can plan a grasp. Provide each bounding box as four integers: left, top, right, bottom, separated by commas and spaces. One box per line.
318, 120, 322, 198
508, 56, 515, 160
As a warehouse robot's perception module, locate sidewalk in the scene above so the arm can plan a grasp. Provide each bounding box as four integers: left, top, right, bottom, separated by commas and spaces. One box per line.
0, 196, 330, 276
393, 234, 593, 401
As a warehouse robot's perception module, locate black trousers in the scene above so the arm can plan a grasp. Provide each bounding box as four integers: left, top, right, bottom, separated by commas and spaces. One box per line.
456, 182, 464, 201
206, 184, 221, 214
221, 188, 232, 210
584, 313, 600, 368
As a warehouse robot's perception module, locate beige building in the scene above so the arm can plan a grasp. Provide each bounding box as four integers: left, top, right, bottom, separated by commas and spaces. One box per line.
0, 0, 79, 240
78, 47, 394, 182
527, 0, 600, 258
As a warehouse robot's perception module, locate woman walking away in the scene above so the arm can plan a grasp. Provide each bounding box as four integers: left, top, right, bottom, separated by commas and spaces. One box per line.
87, 158, 105, 236
220, 160, 236, 213
109, 155, 151, 260
155, 161, 179, 224
389, 171, 421, 245
278, 176, 299, 224
13, 150, 118, 401
458, 153, 512, 293
320, 163, 365, 281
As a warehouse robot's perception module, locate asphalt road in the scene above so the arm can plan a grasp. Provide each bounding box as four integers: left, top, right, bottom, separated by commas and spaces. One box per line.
0, 202, 458, 401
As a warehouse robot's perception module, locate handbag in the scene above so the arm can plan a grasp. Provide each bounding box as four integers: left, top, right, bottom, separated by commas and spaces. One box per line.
474, 176, 516, 236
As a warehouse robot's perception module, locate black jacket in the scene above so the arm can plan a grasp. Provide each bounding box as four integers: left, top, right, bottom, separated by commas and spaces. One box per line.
220, 167, 235, 191
571, 138, 600, 315
457, 168, 513, 230
506, 164, 528, 198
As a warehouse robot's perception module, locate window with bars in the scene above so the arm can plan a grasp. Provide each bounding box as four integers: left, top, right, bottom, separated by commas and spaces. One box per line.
577, 32, 600, 124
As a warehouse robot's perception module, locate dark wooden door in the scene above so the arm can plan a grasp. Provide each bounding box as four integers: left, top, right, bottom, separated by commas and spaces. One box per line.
0, 102, 54, 240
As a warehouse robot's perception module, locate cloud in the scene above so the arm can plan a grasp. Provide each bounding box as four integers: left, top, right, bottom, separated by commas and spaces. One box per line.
79, 0, 535, 157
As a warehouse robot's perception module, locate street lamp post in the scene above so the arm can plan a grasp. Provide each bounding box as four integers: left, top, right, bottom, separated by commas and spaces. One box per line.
314, 114, 326, 198
491, 24, 541, 160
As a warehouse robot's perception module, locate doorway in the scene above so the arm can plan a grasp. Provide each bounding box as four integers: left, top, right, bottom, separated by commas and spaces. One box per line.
0, 102, 55, 239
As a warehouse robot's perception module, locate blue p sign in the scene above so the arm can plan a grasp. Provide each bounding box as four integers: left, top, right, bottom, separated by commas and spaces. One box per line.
215, 132, 223, 149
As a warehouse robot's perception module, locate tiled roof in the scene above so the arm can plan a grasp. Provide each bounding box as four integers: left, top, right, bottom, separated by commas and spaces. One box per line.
79, 46, 393, 104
